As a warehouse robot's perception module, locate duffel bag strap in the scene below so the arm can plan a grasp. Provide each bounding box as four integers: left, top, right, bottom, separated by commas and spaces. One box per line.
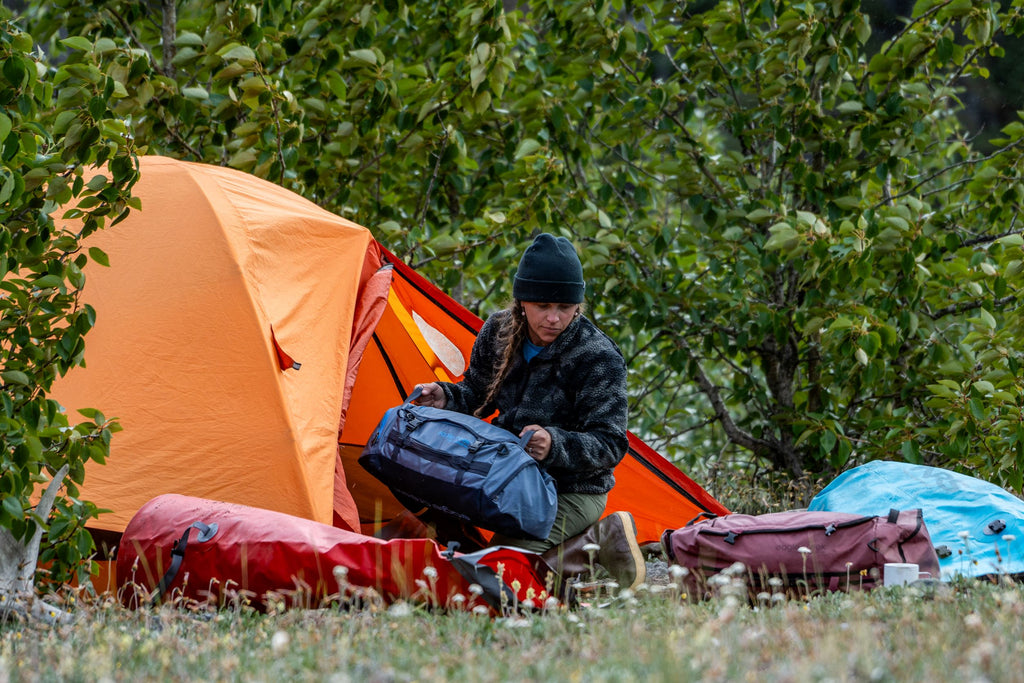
151, 521, 218, 605
404, 387, 537, 451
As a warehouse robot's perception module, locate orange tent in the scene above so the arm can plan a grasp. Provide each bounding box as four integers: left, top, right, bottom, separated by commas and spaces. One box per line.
53, 156, 726, 549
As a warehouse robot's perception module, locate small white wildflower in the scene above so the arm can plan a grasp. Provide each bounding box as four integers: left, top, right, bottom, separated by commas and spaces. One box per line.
618, 588, 634, 601
271, 630, 290, 655
472, 605, 489, 616
726, 561, 746, 576
388, 601, 413, 617
504, 617, 531, 629
963, 612, 983, 630
708, 574, 731, 587
451, 594, 466, 606
669, 565, 689, 579
768, 577, 784, 588
1003, 534, 1016, 543
582, 543, 601, 553
468, 584, 484, 596
756, 592, 771, 603
520, 599, 536, 610
333, 565, 349, 580
797, 546, 812, 555
770, 593, 786, 604
605, 581, 619, 591
423, 566, 438, 579
414, 579, 428, 590
544, 596, 560, 610
958, 530, 971, 540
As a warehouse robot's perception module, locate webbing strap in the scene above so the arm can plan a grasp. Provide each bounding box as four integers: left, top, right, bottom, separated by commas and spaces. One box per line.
151, 521, 218, 605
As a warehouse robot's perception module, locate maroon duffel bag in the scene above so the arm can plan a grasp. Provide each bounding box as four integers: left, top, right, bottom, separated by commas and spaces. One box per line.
661, 508, 940, 599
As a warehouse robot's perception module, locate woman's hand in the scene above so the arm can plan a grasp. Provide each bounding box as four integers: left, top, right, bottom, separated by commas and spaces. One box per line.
412, 382, 447, 409
520, 425, 552, 461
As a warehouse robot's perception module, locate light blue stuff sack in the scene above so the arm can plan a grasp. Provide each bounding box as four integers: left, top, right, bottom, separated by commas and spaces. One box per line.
809, 460, 1024, 580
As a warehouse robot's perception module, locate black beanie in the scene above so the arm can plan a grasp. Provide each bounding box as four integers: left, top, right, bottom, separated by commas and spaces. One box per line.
512, 233, 585, 303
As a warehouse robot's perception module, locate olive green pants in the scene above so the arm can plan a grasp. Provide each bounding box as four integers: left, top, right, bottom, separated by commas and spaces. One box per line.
489, 492, 608, 553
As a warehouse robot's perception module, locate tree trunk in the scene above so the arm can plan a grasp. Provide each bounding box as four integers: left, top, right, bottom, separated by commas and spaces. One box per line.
0, 464, 75, 625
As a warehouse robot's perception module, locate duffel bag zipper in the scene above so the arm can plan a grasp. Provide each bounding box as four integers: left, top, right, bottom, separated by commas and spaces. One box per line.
398, 409, 517, 451
697, 515, 877, 545
490, 455, 543, 500
385, 431, 492, 475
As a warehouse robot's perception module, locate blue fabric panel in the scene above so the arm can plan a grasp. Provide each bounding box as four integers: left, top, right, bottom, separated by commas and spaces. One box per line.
809, 461, 1024, 579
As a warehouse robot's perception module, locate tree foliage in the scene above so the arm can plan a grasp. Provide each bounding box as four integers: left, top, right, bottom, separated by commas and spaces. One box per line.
11, 0, 1024, 514
0, 19, 136, 585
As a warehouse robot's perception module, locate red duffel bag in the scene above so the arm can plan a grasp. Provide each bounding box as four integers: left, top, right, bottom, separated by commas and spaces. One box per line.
116, 494, 555, 612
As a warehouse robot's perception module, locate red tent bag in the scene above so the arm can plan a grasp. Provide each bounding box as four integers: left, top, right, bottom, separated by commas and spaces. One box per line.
661, 508, 940, 598
116, 494, 554, 612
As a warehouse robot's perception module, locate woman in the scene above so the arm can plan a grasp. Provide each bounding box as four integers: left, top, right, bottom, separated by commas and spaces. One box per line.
414, 232, 645, 589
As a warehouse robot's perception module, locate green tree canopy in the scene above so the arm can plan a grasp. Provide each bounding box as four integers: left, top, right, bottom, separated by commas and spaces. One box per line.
6, 0, 1024, 576
0, 18, 136, 591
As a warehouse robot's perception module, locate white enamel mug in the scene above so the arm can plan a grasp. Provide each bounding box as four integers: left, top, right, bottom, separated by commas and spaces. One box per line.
883, 562, 931, 587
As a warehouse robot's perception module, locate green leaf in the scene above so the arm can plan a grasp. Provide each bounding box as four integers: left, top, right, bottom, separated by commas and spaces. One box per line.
349, 49, 377, 65
181, 86, 210, 100
820, 429, 837, 454
2, 496, 22, 519
514, 138, 542, 160
2, 370, 30, 386
176, 32, 205, 47
59, 36, 94, 52
217, 44, 257, 61
88, 247, 110, 267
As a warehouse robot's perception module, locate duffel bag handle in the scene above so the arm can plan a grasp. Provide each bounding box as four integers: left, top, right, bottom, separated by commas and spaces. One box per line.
405, 387, 536, 452
151, 521, 218, 605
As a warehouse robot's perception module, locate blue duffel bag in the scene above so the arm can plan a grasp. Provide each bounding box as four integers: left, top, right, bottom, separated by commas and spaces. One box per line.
359, 389, 558, 540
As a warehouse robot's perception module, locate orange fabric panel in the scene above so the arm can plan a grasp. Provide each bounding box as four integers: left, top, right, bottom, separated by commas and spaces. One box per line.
339, 266, 479, 526
52, 156, 369, 533
608, 437, 731, 545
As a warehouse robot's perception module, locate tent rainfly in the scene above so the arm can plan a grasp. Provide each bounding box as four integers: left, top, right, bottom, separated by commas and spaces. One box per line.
52, 156, 728, 554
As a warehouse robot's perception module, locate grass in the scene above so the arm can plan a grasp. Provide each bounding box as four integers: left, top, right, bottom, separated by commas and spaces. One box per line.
3, 575, 1024, 682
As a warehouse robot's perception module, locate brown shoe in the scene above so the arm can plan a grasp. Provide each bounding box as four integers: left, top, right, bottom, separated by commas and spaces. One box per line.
541, 511, 646, 593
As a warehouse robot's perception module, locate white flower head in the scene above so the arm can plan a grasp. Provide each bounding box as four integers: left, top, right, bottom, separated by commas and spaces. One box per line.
544, 596, 560, 610
958, 530, 971, 540
271, 630, 290, 655
582, 543, 601, 554
388, 601, 413, 617
797, 546, 812, 555
423, 566, 438, 579
468, 583, 484, 596
333, 565, 349, 580
669, 565, 689, 579
472, 605, 489, 616
1003, 534, 1016, 543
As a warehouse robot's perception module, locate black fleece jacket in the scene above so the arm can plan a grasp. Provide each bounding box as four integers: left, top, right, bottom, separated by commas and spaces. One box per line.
439, 310, 629, 494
